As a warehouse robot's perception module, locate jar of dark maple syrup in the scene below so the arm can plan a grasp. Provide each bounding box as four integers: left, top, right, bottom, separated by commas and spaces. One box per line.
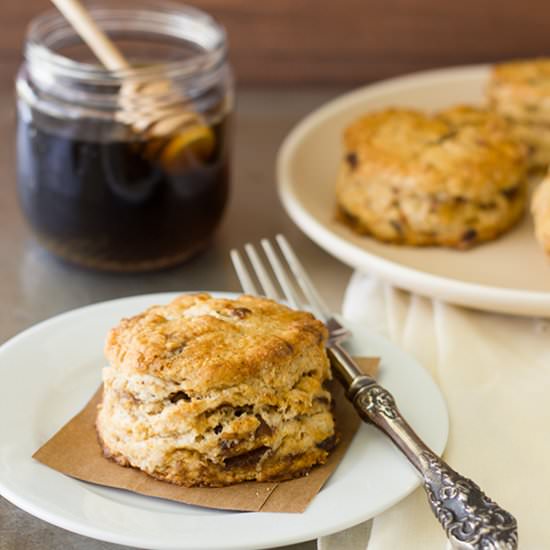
16, 1, 233, 271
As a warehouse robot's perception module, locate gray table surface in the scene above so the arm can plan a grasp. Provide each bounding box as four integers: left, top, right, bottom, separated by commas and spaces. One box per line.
0, 87, 354, 550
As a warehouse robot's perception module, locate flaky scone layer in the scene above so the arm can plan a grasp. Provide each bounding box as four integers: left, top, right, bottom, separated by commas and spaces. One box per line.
105, 293, 328, 393
97, 293, 337, 487
336, 106, 528, 248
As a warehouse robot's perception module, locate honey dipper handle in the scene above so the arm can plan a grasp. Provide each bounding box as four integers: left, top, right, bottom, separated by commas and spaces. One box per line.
50, 0, 130, 71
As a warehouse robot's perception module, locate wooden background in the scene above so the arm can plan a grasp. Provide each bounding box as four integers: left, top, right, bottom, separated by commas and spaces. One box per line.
3, 0, 550, 88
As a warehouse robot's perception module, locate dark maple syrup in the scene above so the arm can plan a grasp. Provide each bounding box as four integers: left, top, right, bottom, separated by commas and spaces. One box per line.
17, 117, 230, 271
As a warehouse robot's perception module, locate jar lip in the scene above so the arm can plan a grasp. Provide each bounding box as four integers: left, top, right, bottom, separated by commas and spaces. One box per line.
24, 0, 227, 84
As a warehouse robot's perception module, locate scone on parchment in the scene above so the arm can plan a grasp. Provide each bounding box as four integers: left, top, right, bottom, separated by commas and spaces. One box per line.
336, 106, 528, 248
488, 58, 550, 169
532, 173, 550, 254
96, 293, 337, 487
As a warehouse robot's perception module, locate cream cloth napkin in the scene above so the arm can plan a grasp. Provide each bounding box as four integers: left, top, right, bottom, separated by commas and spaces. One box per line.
318, 272, 550, 550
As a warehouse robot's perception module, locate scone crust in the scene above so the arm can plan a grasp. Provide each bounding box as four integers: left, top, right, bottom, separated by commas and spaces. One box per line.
487, 59, 550, 169
488, 58, 550, 124
98, 293, 337, 487
336, 106, 528, 247
507, 121, 550, 167
105, 293, 327, 393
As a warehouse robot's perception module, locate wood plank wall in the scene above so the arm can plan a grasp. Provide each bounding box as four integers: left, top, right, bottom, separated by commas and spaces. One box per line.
3, 0, 550, 88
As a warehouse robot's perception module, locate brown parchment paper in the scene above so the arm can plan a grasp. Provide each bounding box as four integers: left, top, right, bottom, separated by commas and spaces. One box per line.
33, 357, 379, 513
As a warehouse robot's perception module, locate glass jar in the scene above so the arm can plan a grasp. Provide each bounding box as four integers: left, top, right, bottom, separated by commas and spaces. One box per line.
16, 0, 233, 271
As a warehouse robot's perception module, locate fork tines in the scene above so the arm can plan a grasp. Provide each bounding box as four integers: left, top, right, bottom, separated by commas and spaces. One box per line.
230, 235, 330, 323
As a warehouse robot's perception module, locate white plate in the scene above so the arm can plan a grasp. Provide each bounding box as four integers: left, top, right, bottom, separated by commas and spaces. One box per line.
0, 292, 448, 550
278, 65, 550, 317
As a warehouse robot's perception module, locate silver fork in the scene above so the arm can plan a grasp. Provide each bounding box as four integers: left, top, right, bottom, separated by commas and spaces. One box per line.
230, 235, 517, 550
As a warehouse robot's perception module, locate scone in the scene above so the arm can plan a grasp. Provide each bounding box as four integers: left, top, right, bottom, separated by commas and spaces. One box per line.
488, 59, 550, 169
96, 293, 337, 487
532, 173, 550, 254
336, 106, 528, 248
506, 122, 550, 168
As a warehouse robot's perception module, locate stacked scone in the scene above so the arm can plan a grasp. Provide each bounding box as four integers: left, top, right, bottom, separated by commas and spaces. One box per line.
336, 105, 529, 248
487, 58, 550, 170
96, 293, 337, 487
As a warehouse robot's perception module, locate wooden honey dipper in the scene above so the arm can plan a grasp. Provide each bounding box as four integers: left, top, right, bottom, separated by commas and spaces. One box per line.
50, 0, 215, 170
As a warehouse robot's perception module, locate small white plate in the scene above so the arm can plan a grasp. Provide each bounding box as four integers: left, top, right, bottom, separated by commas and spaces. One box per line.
0, 292, 448, 550
278, 65, 550, 317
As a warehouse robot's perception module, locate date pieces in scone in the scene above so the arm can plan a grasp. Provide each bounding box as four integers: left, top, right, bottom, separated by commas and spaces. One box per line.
96, 293, 337, 487
532, 173, 550, 254
488, 58, 550, 170
336, 106, 529, 248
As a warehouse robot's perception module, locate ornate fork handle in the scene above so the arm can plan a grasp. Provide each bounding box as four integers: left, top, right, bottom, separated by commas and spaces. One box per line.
230, 237, 518, 549
329, 347, 518, 550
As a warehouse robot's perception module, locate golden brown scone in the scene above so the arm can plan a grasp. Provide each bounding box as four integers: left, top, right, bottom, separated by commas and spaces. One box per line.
488, 58, 550, 169
532, 173, 550, 254
488, 59, 550, 124
96, 293, 337, 487
507, 121, 550, 168
335, 106, 528, 248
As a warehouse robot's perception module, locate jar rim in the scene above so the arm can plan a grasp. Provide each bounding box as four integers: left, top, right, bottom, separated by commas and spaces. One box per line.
24, 0, 227, 85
